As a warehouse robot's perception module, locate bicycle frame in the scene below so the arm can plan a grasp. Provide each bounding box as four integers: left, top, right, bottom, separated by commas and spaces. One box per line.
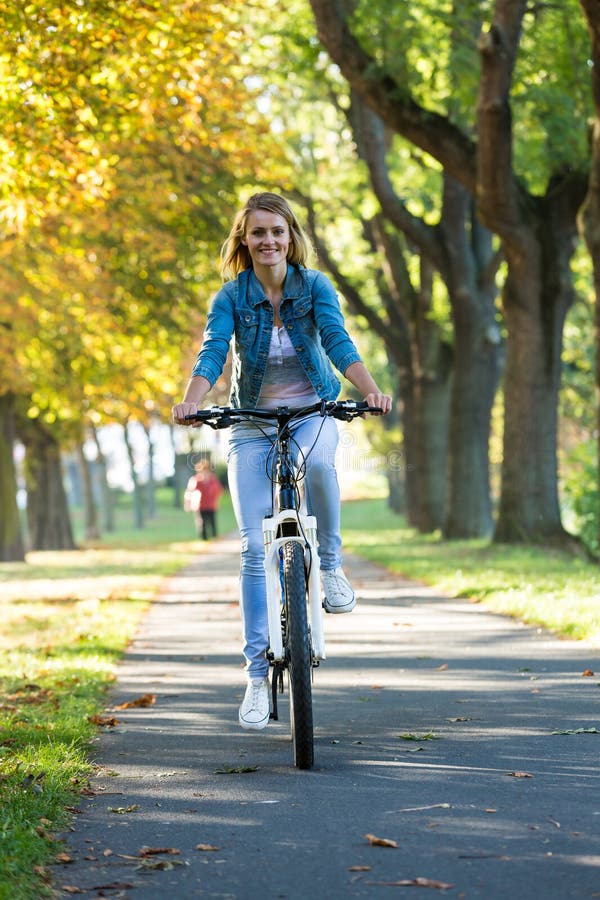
183, 399, 379, 669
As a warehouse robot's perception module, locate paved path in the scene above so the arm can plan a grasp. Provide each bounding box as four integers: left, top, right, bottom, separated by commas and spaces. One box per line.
57, 537, 600, 899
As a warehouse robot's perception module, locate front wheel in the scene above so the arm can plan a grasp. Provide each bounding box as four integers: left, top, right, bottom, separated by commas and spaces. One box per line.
283, 540, 314, 769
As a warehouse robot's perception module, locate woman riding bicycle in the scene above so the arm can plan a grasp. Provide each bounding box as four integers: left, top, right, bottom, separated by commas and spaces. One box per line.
172, 192, 392, 731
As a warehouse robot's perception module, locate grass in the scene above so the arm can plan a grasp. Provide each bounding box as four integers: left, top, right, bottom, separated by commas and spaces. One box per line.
0, 486, 236, 900
341, 498, 600, 645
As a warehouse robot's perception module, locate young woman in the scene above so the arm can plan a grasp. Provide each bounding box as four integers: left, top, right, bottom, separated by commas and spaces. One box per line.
172, 192, 392, 730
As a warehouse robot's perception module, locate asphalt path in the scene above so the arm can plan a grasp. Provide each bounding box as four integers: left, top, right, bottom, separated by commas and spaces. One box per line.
56, 536, 600, 899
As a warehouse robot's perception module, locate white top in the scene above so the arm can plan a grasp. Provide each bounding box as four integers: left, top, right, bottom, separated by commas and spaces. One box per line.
257, 326, 320, 409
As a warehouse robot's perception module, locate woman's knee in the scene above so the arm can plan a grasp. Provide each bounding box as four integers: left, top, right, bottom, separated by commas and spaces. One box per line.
240, 530, 265, 574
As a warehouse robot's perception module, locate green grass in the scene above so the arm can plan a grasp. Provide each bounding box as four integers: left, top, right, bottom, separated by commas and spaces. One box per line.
0, 486, 236, 900
341, 498, 600, 645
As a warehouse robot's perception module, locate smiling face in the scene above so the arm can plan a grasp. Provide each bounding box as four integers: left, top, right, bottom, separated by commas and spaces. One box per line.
241, 209, 291, 272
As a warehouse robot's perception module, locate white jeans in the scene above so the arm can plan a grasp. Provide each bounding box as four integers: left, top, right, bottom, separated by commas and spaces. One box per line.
227, 414, 340, 677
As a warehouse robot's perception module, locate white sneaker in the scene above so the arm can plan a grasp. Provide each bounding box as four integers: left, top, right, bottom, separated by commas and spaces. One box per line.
239, 677, 270, 730
321, 567, 356, 614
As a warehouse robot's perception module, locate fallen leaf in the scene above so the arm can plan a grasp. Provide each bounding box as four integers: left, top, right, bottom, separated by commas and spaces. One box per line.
55, 852, 74, 864
446, 717, 473, 723
89, 715, 119, 727
365, 833, 398, 848
366, 877, 454, 890
107, 804, 139, 814
485, 808, 497, 814
505, 771, 534, 778
582, 669, 595, 677
398, 733, 439, 742
115, 693, 156, 709
135, 858, 184, 871
348, 865, 372, 871
436, 664, 449, 671
61, 888, 83, 895
195, 844, 220, 852
548, 817, 561, 829
139, 847, 180, 857
214, 765, 258, 774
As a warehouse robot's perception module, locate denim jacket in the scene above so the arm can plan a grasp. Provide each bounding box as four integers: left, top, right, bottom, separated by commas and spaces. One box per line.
191, 264, 362, 408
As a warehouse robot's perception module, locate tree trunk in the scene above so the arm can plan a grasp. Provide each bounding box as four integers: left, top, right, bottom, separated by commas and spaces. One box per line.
409, 348, 452, 532
142, 422, 157, 519
494, 226, 574, 542
19, 417, 76, 551
90, 423, 115, 532
76, 441, 100, 541
170, 424, 185, 510
407, 259, 453, 532
0, 393, 25, 561
123, 421, 144, 529
441, 177, 503, 538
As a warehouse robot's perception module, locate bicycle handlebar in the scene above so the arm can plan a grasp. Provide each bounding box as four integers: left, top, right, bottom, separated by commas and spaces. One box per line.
182, 399, 382, 429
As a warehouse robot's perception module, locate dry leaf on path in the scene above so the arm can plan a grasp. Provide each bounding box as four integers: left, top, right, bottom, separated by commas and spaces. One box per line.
505, 771, 534, 778
349, 865, 372, 871
107, 804, 139, 814
115, 693, 156, 709
365, 833, 398, 848
88, 715, 119, 727
135, 858, 184, 871
139, 847, 180, 857
582, 669, 595, 677
196, 843, 220, 852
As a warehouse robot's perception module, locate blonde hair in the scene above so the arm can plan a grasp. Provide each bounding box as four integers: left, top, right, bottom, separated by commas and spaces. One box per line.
220, 192, 313, 280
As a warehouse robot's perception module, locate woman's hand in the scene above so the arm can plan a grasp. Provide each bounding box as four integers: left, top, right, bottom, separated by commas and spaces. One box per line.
364, 392, 393, 415
172, 376, 211, 425
172, 401, 201, 426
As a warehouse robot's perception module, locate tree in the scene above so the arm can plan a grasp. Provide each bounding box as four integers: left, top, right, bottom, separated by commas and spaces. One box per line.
308, 0, 590, 545
0, 0, 279, 555
578, 0, 600, 555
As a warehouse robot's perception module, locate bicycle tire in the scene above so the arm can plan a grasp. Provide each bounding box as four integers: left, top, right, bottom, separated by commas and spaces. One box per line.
283, 540, 314, 769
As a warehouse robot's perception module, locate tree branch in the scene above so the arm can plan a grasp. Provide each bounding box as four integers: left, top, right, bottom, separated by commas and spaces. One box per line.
308, 0, 477, 191
476, 0, 529, 240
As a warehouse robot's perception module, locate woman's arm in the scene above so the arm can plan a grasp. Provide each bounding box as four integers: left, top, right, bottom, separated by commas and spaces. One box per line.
344, 361, 393, 414
172, 375, 212, 424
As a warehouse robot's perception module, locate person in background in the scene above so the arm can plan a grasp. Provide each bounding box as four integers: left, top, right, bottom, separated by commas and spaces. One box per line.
172, 191, 392, 731
184, 460, 223, 540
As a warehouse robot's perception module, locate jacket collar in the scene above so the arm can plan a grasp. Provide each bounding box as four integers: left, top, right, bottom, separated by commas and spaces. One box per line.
244, 264, 305, 307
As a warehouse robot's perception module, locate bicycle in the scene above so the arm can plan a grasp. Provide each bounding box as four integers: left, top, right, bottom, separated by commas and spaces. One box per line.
184, 398, 381, 769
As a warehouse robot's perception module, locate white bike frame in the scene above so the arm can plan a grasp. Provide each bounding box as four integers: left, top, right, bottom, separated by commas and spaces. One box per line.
262, 509, 326, 663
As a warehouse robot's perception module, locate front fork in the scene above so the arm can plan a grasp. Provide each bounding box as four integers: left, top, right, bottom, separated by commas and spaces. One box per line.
262, 509, 326, 664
